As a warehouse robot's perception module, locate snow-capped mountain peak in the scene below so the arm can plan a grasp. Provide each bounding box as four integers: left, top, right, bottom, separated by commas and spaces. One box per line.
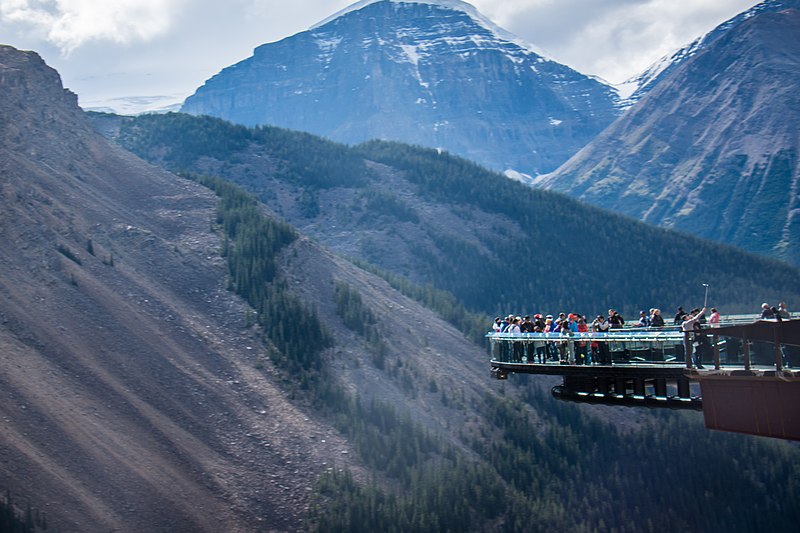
182, 0, 621, 176
621, 0, 799, 104
311, 0, 552, 60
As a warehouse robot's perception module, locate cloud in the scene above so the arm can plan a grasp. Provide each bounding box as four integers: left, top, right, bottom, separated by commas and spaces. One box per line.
0, 0, 185, 53
473, 0, 757, 82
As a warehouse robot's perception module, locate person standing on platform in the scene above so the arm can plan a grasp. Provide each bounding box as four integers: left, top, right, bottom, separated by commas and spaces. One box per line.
576, 317, 590, 365
521, 315, 535, 362
608, 309, 624, 329
709, 308, 720, 328
507, 317, 522, 362
681, 307, 706, 369
592, 314, 611, 364
650, 308, 665, 328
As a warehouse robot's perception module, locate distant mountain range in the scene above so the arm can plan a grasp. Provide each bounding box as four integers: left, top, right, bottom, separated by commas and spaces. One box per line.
181, 0, 621, 178
536, 1, 800, 266
181, 0, 800, 267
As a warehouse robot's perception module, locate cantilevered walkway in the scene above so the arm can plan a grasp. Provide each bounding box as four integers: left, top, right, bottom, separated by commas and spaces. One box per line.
488, 316, 800, 440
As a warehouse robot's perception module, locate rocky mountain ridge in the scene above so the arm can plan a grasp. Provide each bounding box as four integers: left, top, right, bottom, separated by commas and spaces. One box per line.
536, 6, 800, 266
0, 44, 506, 531
181, 0, 621, 177
621, 0, 800, 104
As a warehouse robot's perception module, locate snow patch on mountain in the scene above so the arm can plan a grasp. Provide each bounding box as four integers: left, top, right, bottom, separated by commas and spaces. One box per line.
621, 0, 798, 104
81, 94, 184, 115
312, 0, 554, 61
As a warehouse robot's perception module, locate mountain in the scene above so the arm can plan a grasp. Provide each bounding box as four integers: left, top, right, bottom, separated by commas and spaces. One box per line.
103, 111, 800, 320
181, 0, 621, 178
621, 0, 800, 104
536, 5, 800, 266
0, 44, 496, 531
5, 44, 800, 532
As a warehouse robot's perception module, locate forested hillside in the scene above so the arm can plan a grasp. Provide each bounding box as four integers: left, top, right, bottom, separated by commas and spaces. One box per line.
100, 112, 800, 318
187, 172, 800, 533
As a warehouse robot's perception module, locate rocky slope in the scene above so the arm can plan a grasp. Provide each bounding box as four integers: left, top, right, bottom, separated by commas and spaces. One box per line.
0, 45, 509, 531
536, 6, 800, 266
181, 0, 621, 177
621, 0, 800, 104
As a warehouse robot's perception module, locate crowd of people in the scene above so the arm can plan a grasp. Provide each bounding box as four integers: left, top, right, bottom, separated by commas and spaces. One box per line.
491, 301, 792, 368
491, 308, 661, 365
760, 301, 790, 320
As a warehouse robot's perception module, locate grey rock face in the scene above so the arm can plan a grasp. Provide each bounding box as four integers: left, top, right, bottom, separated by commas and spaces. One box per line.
623, 0, 800, 104
537, 7, 800, 265
182, 0, 620, 176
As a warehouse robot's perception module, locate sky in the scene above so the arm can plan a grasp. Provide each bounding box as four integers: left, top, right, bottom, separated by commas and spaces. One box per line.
0, 0, 759, 112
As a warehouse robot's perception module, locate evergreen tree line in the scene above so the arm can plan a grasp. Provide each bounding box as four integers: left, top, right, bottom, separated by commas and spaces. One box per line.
0, 491, 48, 533
353, 140, 800, 315
116, 113, 368, 189
333, 281, 388, 367
189, 173, 331, 381
109, 113, 800, 319
334, 281, 378, 338
308, 381, 800, 532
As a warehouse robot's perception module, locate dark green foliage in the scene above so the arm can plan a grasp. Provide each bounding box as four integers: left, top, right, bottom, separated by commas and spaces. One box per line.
118, 113, 250, 169
359, 189, 419, 224
351, 259, 488, 346
56, 244, 81, 265
310, 383, 800, 533
117, 113, 368, 189
190, 173, 331, 378
0, 492, 47, 533
250, 127, 369, 189
333, 281, 387, 367
473, 384, 800, 532
334, 281, 377, 336
108, 112, 800, 319
310, 461, 504, 533
354, 140, 800, 315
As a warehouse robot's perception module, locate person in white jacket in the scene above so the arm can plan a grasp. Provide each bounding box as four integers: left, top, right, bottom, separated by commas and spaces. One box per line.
681, 307, 706, 369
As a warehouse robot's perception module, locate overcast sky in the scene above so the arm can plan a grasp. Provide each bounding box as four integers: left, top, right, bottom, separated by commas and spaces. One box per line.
0, 0, 758, 111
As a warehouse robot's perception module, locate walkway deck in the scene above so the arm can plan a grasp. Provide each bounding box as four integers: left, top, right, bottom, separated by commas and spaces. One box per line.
488, 320, 800, 414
